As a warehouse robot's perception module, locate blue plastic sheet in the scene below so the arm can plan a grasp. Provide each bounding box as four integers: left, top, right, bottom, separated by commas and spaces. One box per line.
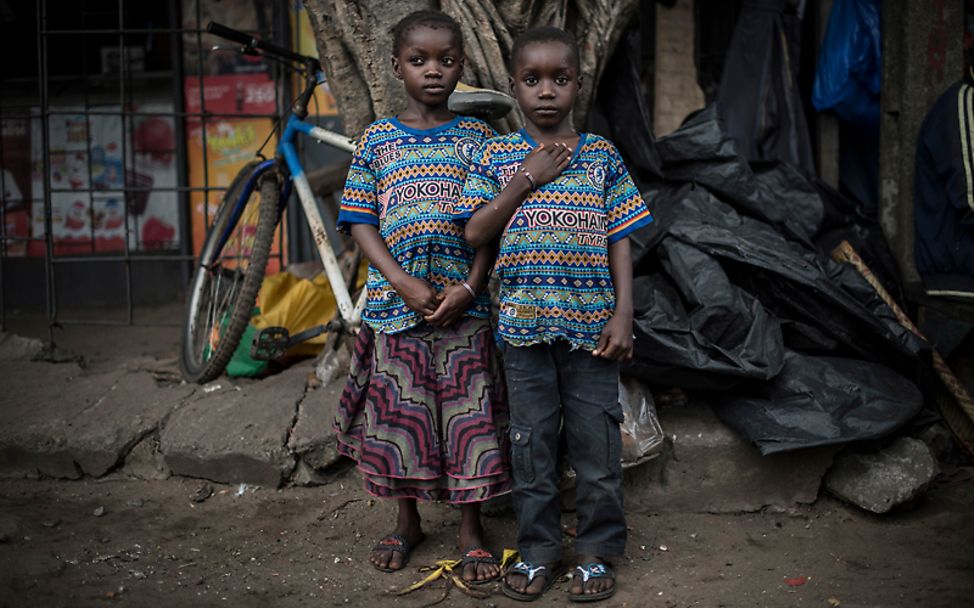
812, 0, 882, 126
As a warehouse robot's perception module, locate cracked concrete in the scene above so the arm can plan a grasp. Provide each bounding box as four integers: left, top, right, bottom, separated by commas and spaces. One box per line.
0, 360, 195, 479
0, 339, 348, 490
288, 370, 345, 484
0, 317, 846, 511
159, 364, 309, 487
0, 355, 841, 512
3, 362, 132, 477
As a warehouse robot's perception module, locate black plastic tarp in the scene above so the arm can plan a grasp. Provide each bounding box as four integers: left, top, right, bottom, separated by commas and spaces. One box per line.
715, 0, 816, 173
655, 107, 822, 244
627, 237, 785, 391
629, 181, 926, 384
587, 6, 928, 454
714, 350, 924, 455
622, 108, 928, 453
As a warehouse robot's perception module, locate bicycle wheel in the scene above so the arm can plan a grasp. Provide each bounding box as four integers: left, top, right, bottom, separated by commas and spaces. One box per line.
180, 162, 281, 383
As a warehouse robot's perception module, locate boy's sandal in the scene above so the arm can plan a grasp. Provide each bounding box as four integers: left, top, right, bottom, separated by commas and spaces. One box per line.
502, 561, 566, 602
459, 547, 501, 585
370, 533, 422, 573
569, 562, 616, 603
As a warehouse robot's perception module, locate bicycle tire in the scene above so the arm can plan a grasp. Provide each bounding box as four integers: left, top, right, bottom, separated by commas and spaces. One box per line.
180, 164, 281, 383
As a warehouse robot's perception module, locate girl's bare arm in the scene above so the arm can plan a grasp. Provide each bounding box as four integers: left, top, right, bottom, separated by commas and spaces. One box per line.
350, 223, 440, 316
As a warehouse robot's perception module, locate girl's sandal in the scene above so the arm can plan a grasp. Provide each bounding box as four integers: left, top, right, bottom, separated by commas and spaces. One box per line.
459, 547, 501, 585
502, 561, 566, 602
370, 533, 423, 573
569, 562, 616, 603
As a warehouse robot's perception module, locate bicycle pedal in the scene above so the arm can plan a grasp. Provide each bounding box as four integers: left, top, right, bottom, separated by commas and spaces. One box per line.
252, 326, 290, 361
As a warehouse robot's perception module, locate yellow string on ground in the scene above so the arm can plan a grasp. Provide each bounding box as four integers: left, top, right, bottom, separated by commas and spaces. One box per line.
397, 549, 520, 596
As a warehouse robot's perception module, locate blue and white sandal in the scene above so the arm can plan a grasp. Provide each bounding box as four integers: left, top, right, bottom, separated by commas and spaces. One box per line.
502, 561, 566, 602
569, 562, 616, 602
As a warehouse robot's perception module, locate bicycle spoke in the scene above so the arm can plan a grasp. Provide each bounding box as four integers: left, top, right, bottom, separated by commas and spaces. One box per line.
207, 271, 224, 356
181, 164, 279, 383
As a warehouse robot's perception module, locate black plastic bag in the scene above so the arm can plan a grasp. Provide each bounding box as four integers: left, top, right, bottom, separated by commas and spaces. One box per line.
714, 350, 923, 455
716, 0, 816, 173
634, 183, 924, 372
626, 238, 785, 390
656, 107, 823, 244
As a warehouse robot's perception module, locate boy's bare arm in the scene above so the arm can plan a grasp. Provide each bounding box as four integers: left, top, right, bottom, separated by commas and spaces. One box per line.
464, 173, 531, 248
349, 223, 440, 316
593, 236, 634, 360
464, 143, 572, 248
465, 241, 496, 293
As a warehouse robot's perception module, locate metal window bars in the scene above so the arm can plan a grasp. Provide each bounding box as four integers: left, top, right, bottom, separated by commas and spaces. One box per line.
0, 0, 295, 342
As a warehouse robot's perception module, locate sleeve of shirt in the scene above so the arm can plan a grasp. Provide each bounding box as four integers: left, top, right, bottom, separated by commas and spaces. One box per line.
335, 129, 379, 234
604, 142, 653, 243
945, 84, 974, 227
455, 141, 499, 223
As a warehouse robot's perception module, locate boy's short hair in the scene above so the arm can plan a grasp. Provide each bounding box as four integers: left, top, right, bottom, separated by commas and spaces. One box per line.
510, 26, 580, 72
391, 10, 463, 56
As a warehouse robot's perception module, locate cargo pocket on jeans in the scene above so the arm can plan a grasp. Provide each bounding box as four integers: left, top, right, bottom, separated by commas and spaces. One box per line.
509, 425, 534, 484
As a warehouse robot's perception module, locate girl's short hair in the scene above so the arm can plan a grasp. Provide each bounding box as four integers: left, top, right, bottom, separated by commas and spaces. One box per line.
391, 10, 463, 56
510, 26, 580, 72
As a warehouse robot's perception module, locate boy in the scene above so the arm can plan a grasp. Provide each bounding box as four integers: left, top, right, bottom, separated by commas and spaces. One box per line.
456, 26, 653, 602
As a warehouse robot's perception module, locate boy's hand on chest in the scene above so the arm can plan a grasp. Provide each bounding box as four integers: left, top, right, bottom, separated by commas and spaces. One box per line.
521, 142, 573, 187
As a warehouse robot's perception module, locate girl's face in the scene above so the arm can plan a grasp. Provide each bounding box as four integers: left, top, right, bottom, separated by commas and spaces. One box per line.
510, 41, 580, 132
392, 25, 464, 109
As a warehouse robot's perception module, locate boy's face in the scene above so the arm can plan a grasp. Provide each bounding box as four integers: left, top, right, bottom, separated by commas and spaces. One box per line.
510, 41, 580, 131
392, 26, 464, 108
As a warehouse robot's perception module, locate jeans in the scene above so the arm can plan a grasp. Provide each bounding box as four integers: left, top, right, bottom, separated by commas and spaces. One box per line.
503, 341, 626, 563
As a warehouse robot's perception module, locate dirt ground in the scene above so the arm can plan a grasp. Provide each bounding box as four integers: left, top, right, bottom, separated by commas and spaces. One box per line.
1, 472, 973, 608
2, 309, 974, 607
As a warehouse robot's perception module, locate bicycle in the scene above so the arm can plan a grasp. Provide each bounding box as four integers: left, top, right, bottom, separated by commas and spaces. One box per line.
180, 22, 514, 384
180, 22, 364, 383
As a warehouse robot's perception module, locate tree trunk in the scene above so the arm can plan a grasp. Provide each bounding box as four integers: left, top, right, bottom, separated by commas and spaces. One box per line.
303, 0, 639, 137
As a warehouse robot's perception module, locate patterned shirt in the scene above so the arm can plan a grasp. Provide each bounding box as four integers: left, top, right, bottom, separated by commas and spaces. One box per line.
456, 129, 653, 349
337, 116, 496, 334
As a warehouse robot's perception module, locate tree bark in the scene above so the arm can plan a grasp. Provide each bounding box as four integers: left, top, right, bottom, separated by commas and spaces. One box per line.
303, 0, 638, 137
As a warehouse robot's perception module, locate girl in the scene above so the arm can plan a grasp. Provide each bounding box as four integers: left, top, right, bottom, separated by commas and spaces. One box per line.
333, 10, 509, 585
456, 27, 653, 602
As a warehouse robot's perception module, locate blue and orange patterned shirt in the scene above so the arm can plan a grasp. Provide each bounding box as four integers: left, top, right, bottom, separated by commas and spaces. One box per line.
337, 116, 496, 333
456, 130, 653, 350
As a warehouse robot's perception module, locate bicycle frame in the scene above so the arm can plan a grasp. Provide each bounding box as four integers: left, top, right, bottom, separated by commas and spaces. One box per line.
201, 21, 366, 333
279, 115, 365, 327
213, 113, 365, 330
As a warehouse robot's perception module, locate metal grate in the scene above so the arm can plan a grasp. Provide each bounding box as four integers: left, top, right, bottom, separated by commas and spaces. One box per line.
0, 0, 298, 342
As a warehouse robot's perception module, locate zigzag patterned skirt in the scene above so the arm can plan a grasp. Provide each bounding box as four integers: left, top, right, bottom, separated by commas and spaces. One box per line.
335, 317, 511, 503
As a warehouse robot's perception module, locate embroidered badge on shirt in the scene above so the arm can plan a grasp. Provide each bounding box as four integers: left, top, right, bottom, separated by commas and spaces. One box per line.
505, 303, 536, 320
586, 162, 606, 190
454, 137, 478, 165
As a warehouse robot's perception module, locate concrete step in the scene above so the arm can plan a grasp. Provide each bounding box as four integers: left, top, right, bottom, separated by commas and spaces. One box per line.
0, 358, 838, 512
0, 360, 193, 479
160, 365, 309, 487
624, 400, 838, 513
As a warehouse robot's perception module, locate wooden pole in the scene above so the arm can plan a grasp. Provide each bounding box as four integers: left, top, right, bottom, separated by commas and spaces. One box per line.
831, 240, 974, 457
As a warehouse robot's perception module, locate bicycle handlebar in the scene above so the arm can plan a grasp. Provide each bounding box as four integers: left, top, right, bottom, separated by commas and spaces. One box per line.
207, 21, 318, 68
